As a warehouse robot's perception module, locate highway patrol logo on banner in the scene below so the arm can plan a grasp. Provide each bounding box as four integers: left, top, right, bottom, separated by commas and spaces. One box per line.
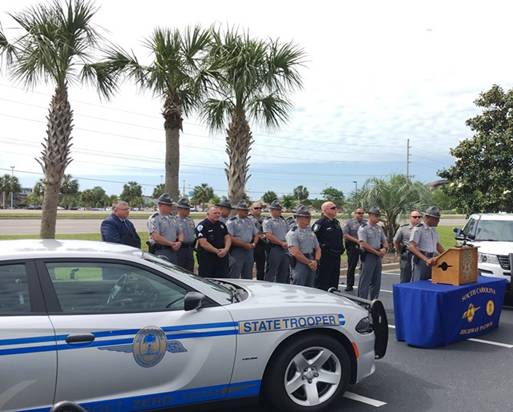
133, 326, 168, 368
462, 304, 480, 323
486, 300, 495, 316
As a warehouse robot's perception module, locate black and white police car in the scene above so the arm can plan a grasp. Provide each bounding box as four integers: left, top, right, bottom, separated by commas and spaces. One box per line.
0, 240, 387, 412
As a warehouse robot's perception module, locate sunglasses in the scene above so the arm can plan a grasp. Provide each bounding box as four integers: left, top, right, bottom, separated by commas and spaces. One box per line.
253, 207, 262, 210
328, 206, 337, 210
411, 215, 422, 218
355, 212, 364, 215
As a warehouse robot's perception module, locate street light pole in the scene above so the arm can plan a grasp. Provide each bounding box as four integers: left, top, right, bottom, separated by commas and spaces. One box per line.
10, 166, 15, 209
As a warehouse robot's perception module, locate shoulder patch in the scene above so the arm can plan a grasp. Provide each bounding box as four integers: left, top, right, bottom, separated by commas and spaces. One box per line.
291, 226, 298, 232
313, 223, 320, 232
150, 212, 159, 218
196, 224, 203, 232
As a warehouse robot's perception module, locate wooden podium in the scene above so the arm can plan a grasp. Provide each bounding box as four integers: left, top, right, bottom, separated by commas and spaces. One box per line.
432, 246, 478, 286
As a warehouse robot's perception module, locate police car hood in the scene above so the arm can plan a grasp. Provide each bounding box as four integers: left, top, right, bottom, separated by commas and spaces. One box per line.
223, 279, 365, 312
473, 241, 513, 255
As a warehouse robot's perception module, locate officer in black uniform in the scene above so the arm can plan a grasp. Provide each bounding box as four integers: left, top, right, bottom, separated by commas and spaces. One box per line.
313, 201, 344, 291
195, 206, 232, 278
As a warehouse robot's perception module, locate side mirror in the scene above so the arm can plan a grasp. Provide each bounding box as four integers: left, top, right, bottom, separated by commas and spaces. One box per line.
184, 292, 205, 311
453, 228, 464, 240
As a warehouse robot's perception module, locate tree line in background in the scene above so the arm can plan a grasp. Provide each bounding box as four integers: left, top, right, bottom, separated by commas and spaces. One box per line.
0, 0, 304, 238
1, 1, 510, 239
13, 173, 454, 244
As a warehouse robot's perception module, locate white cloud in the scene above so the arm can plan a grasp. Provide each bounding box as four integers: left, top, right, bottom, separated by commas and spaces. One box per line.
1, 0, 513, 195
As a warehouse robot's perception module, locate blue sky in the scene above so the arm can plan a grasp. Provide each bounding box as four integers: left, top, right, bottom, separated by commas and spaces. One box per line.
1, 0, 513, 198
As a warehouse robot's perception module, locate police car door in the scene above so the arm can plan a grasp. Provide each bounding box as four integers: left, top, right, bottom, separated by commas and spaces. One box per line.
37, 259, 237, 410
0, 261, 57, 411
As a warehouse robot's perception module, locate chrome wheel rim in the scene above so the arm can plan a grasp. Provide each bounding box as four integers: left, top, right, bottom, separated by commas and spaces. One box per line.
284, 346, 342, 406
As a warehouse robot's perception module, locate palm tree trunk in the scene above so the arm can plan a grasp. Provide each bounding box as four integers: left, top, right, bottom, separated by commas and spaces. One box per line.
163, 96, 182, 201
226, 109, 252, 203
38, 84, 73, 239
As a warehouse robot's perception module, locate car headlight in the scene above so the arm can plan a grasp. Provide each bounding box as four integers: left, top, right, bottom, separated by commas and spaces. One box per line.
355, 315, 373, 334
479, 253, 499, 265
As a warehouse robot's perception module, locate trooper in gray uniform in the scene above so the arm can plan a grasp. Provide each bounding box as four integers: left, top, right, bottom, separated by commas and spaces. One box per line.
358, 207, 388, 300
227, 200, 259, 279
216, 197, 232, 224
263, 199, 290, 283
147, 193, 184, 264
343, 208, 367, 291
393, 209, 422, 283
409, 206, 445, 281
286, 205, 321, 287
176, 198, 196, 273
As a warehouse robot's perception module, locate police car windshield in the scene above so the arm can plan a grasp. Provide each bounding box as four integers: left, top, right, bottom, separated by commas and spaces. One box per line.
474, 220, 513, 242
142, 253, 233, 304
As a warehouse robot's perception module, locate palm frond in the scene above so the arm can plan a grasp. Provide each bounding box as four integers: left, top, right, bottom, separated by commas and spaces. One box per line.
4, 0, 107, 88
247, 93, 291, 128
0, 25, 18, 65
201, 98, 234, 131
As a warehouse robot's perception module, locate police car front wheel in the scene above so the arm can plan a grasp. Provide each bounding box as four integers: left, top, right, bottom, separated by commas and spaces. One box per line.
264, 334, 351, 412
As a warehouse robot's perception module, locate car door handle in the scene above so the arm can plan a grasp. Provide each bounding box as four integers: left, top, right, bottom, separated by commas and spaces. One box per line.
65, 333, 95, 344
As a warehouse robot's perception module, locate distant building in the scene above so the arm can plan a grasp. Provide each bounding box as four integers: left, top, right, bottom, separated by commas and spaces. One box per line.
426, 179, 448, 191
15, 187, 33, 208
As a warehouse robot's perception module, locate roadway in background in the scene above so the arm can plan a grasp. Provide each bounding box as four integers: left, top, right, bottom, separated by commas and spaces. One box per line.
0, 216, 467, 235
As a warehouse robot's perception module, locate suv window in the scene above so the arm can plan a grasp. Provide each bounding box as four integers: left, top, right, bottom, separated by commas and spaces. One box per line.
0, 264, 31, 314
463, 218, 477, 237
46, 262, 188, 314
475, 220, 513, 242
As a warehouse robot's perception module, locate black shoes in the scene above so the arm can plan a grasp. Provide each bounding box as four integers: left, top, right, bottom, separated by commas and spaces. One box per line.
344, 286, 353, 292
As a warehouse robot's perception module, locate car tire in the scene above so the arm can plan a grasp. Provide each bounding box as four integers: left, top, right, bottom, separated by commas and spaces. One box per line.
263, 334, 351, 412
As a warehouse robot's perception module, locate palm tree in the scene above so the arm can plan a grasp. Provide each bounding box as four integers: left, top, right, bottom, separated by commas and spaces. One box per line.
202, 29, 304, 203
0, 0, 117, 237
0, 174, 21, 208
190, 183, 214, 210
293, 185, 309, 202
60, 174, 79, 195
360, 175, 432, 246
94, 26, 212, 201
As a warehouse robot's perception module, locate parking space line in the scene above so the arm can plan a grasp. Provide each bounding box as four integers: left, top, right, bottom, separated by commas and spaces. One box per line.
388, 325, 513, 349
344, 391, 387, 407
468, 338, 513, 349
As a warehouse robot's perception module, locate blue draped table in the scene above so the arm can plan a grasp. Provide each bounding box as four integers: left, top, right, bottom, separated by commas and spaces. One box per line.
393, 276, 507, 348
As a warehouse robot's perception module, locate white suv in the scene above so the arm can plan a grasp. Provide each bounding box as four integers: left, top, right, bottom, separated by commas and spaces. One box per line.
455, 214, 513, 294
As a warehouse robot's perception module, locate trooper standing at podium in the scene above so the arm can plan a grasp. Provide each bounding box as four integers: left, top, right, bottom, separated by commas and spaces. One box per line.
393, 209, 422, 283
408, 206, 445, 281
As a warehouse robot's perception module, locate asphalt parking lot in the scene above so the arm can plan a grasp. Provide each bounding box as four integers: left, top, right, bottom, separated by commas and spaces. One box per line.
235, 272, 513, 412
